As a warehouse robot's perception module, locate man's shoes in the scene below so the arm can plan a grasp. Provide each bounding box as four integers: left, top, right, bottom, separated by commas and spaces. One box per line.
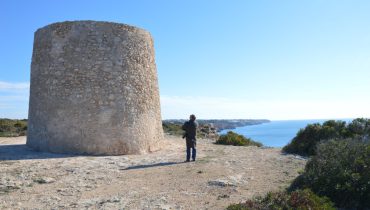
191, 159, 195, 162
185, 160, 190, 162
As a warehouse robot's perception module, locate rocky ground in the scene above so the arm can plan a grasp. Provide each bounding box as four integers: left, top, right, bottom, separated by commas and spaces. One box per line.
0, 135, 306, 210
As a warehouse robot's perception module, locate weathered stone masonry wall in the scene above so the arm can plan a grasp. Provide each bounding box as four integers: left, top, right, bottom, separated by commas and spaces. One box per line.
27, 21, 163, 155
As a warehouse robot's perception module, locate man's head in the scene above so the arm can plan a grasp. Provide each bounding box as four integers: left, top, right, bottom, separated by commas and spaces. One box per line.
190, 114, 196, 121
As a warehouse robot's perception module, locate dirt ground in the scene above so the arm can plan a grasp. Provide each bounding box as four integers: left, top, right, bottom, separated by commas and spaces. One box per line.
0, 135, 306, 210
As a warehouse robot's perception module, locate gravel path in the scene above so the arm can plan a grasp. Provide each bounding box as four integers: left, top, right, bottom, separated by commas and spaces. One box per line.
0, 135, 306, 210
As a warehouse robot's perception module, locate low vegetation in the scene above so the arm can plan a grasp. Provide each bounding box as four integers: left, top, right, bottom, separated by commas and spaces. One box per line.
0, 118, 27, 137
228, 137, 370, 209
216, 131, 262, 147
227, 189, 334, 210
162, 122, 184, 136
228, 118, 370, 209
290, 138, 370, 209
283, 118, 370, 156
162, 122, 218, 139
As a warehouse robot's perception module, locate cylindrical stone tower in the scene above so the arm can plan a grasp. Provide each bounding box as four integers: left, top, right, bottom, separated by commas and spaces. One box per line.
27, 21, 163, 155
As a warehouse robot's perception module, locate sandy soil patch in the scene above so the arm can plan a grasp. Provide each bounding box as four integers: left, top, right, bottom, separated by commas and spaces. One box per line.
0, 135, 306, 209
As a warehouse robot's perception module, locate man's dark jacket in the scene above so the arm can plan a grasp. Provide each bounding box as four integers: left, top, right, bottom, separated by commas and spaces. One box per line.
182, 120, 198, 147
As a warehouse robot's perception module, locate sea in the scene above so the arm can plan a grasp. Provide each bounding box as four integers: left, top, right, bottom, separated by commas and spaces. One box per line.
219, 119, 352, 148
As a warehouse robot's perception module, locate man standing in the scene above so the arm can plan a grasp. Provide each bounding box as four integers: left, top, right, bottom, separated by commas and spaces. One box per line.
182, 114, 198, 162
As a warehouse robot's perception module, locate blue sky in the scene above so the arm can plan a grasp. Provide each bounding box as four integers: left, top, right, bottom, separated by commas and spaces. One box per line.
1, 0, 370, 120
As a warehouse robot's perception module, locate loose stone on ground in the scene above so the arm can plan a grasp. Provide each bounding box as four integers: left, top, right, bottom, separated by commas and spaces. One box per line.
0, 135, 306, 209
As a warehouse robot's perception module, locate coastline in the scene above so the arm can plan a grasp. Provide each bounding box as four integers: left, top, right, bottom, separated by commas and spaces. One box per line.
163, 119, 270, 132
218, 119, 351, 147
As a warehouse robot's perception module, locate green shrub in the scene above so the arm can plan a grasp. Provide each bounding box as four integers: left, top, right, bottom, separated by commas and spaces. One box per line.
290, 138, 370, 209
162, 122, 218, 139
227, 189, 335, 210
283, 118, 370, 156
162, 122, 184, 136
347, 118, 370, 139
216, 131, 262, 147
0, 119, 27, 137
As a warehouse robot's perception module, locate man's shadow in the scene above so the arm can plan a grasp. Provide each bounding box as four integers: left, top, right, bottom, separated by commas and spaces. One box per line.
0, 144, 74, 161
121, 161, 187, 171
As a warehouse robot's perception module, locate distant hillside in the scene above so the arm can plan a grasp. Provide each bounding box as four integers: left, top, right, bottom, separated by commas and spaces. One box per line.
163, 119, 270, 131
0, 118, 27, 137
162, 119, 270, 140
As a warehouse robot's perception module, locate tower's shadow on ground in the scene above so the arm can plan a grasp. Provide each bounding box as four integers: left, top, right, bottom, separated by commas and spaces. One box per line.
0, 144, 74, 161
0, 144, 188, 171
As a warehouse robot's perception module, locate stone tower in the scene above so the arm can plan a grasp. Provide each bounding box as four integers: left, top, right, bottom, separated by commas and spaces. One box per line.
27, 21, 163, 155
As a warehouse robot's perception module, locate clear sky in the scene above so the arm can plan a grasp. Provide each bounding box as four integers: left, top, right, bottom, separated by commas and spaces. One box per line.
1, 0, 370, 120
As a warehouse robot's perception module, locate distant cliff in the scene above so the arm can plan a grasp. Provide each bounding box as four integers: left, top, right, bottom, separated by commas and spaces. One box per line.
163, 119, 270, 132
162, 119, 270, 139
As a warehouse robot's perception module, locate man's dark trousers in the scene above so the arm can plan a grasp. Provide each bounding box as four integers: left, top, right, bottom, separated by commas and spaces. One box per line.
186, 138, 196, 161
